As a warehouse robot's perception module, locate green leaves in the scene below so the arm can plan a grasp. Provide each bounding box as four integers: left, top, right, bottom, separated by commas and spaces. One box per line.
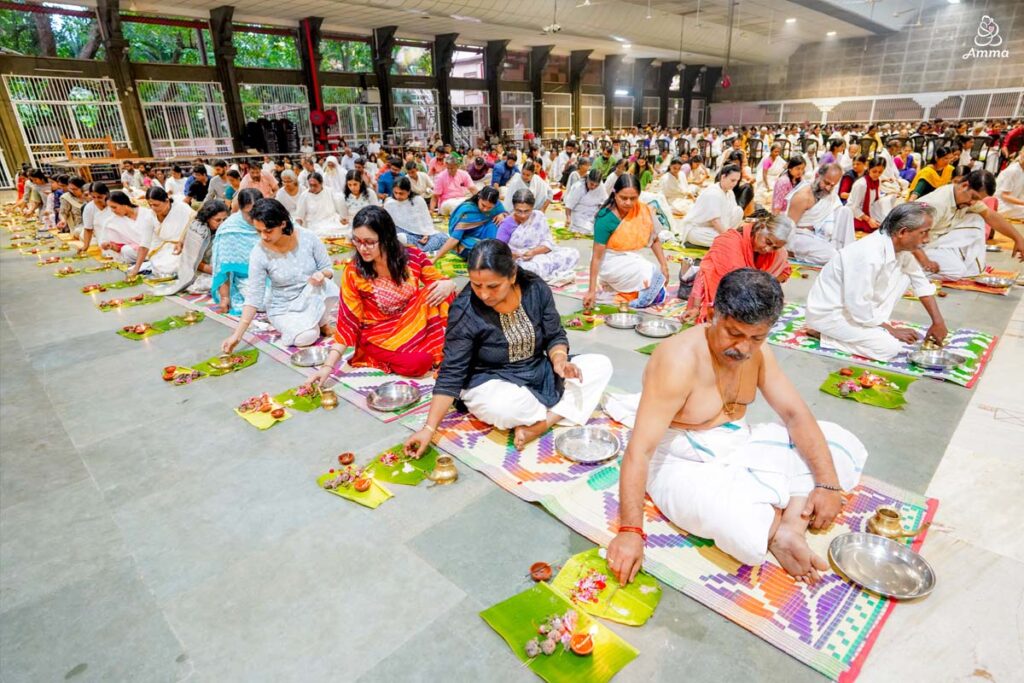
551, 549, 662, 627
819, 367, 915, 410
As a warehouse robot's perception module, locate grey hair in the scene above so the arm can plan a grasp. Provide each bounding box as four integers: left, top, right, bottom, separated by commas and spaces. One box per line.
280, 170, 297, 181
512, 188, 536, 207
817, 162, 842, 178
714, 268, 784, 325
764, 213, 796, 242
879, 201, 935, 236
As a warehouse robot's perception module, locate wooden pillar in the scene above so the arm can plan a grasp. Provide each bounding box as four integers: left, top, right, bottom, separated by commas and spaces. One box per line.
631, 58, 654, 128
209, 6, 247, 153
95, 0, 151, 156
569, 50, 592, 136
530, 45, 554, 139
485, 40, 509, 136
433, 33, 459, 145
680, 64, 703, 129
603, 55, 622, 133
658, 62, 679, 129
0, 90, 29, 168
371, 26, 398, 135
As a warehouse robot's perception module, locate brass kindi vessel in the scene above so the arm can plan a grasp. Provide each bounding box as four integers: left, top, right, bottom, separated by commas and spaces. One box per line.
427, 455, 458, 485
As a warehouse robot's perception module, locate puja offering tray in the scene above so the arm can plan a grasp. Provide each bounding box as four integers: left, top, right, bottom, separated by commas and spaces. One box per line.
554, 426, 621, 464
828, 532, 935, 600
635, 318, 682, 338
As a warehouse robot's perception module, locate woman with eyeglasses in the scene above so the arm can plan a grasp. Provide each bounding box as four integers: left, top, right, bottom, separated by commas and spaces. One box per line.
311, 206, 456, 381
683, 211, 794, 323
221, 198, 339, 351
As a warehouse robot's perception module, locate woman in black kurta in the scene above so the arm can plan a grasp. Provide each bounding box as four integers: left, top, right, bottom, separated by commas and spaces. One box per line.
405, 239, 612, 452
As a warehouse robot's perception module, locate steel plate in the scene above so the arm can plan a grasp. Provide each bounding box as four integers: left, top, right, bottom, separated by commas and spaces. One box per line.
553, 426, 621, 464
974, 275, 1014, 288
908, 347, 966, 370
828, 532, 936, 600
367, 381, 422, 412
605, 312, 641, 329
290, 347, 329, 367
636, 318, 682, 338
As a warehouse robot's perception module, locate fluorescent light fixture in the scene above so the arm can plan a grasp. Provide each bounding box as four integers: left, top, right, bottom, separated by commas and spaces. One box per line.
614, 89, 629, 96
785, 17, 796, 24
610, 35, 627, 42
947, 0, 960, 3
826, 30, 837, 36
451, 14, 482, 22
623, 43, 631, 49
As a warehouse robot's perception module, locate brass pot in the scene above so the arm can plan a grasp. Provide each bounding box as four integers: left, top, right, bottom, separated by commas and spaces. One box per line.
320, 388, 339, 410
867, 506, 926, 540
427, 455, 458, 485
182, 310, 200, 324
211, 354, 234, 370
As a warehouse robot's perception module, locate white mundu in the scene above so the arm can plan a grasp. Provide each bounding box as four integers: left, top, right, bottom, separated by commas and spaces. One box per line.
603, 393, 867, 567
682, 183, 739, 246
461, 354, 612, 429
916, 184, 988, 280
806, 231, 935, 361
786, 181, 854, 265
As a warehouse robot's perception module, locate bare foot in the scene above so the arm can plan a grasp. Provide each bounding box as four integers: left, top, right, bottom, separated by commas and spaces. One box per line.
805, 328, 821, 340
214, 302, 230, 314
769, 526, 827, 584
513, 420, 549, 450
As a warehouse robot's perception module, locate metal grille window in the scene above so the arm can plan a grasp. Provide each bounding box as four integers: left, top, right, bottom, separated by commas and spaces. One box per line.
613, 96, 634, 129
542, 93, 573, 136
0, 147, 13, 190
580, 94, 605, 132
2, 75, 130, 167
451, 90, 489, 147
239, 84, 311, 146
667, 98, 684, 128
322, 87, 382, 146
642, 97, 660, 126
137, 81, 231, 157
392, 88, 440, 142
500, 91, 533, 141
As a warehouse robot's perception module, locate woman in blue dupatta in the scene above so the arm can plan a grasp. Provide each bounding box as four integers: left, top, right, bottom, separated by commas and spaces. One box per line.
211, 188, 262, 314
432, 186, 507, 260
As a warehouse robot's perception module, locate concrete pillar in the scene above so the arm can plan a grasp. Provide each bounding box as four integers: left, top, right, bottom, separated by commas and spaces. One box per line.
569, 50, 592, 136
209, 6, 247, 153
530, 45, 554, 139
433, 33, 459, 145
95, 0, 151, 156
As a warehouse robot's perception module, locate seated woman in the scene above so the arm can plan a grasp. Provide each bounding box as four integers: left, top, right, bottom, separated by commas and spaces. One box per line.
771, 154, 806, 214
341, 169, 380, 225
630, 155, 655, 191
684, 211, 794, 322
153, 200, 230, 296
497, 189, 580, 284
433, 186, 507, 260
564, 169, 607, 235
847, 156, 890, 233
907, 145, 956, 201
755, 144, 786, 201
583, 174, 671, 310
681, 165, 743, 247
603, 158, 628, 194
275, 170, 302, 215
403, 239, 612, 453
103, 190, 157, 272
687, 156, 711, 187
294, 172, 345, 238
503, 162, 551, 212
311, 206, 456, 380
211, 188, 263, 314
222, 198, 339, 352
138, 187, 195, 280
384, 176, 447, 252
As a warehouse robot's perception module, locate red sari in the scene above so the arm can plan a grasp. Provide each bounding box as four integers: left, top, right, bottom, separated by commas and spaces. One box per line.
687, 223, 791, 322
335, 248, 453, 376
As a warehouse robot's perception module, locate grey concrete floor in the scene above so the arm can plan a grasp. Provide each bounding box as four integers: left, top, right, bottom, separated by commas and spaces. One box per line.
0, 231, 1020, 682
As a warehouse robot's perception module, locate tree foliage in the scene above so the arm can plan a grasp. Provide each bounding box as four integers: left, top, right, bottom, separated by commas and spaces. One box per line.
0, 9, 104, 59
391, 45, 433, 76
321, 39, 372, 73
122, 22, 214, 65
234, 30, 301, 69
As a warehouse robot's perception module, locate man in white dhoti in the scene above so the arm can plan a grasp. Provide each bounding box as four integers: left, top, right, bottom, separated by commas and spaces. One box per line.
605, 269, 864, 584
786, 164, 854, 265
806, 203, 948, 361
681, 164, 742, 246
659, 157, 692, 216
915, 170, 1024, 279
995, 151, 1024, 222
293, 172, 346, 238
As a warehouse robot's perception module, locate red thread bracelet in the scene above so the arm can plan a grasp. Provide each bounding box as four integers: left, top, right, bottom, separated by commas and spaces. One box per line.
618, 526, 648, 542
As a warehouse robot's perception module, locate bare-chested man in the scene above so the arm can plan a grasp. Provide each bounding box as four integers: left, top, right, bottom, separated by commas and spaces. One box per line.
605, 269, 867, 584
786, 163, 854, 265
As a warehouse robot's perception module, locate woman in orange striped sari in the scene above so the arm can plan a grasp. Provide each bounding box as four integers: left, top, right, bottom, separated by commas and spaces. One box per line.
312, 206, 456, 380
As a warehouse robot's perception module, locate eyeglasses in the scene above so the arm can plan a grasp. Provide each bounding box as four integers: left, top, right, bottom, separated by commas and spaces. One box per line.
352, 237, 380, 249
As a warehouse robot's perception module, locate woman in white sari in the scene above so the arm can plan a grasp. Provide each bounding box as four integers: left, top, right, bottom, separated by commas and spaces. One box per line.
294, 172, 345, 238
274, 170, 302, 215
321, 155, 346, 194
756, 143, 786, 202
141, 187, 195, 279
682, 165, 742, 247
563, 169, 607, 235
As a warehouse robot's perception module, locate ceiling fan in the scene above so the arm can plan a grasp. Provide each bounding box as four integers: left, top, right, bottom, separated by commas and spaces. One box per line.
542, 0, 562, 33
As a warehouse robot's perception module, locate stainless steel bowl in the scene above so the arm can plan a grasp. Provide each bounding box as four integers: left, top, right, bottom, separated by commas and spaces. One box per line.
974, 275, 1014, 288
367, 381, 422, 412
985, 244, 1002, 252
290, 346, 330, 367
554, 426, 621, 464
635, 318, 682, 338
605, 312, 641, 329
828, 532, 936, 600
908, 347, 967, 370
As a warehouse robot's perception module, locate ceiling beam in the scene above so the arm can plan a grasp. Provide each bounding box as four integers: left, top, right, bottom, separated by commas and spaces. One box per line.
774, 0, 896, 35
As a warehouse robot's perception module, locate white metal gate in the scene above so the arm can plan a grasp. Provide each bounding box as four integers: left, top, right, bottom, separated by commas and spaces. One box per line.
451, 89, 489, 148
0, 147, 13, 190
542, 93, 573, 137
2, 75, 131, 167
137, 81, 233, 158
393, 88, 440, 143
239, 84, 312, 146
322, 87, 382, 147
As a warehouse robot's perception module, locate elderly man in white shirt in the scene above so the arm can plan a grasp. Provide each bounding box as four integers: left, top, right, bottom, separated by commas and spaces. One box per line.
681, 164, 742, 246
915, 169, 1024, 280
806, 203, 948, 361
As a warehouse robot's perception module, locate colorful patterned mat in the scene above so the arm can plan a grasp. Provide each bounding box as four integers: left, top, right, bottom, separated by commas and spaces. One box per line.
768, 303, 997, 388
408, 407, 937, 682
550, 270, 690, 319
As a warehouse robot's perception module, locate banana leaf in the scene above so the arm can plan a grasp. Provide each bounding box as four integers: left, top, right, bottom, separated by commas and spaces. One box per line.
235, 405, 291, 430
480, 582, 639, 683
364, 443, 439, 486
433, 252, 468, 278
274, 384, 322, 412
635, 343, 659, 356
551, 226, 590, 242
561, 305, 619, 332
116, 325, 163, 341
53, 267, 83, 278
194, 348, 259, 376
151, 313, 205, 332
819, 367, 915, 410
97, 293, 163, 311
316, 470, 392, 509
102, 276, 146, 290
550, 549, 661, 627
